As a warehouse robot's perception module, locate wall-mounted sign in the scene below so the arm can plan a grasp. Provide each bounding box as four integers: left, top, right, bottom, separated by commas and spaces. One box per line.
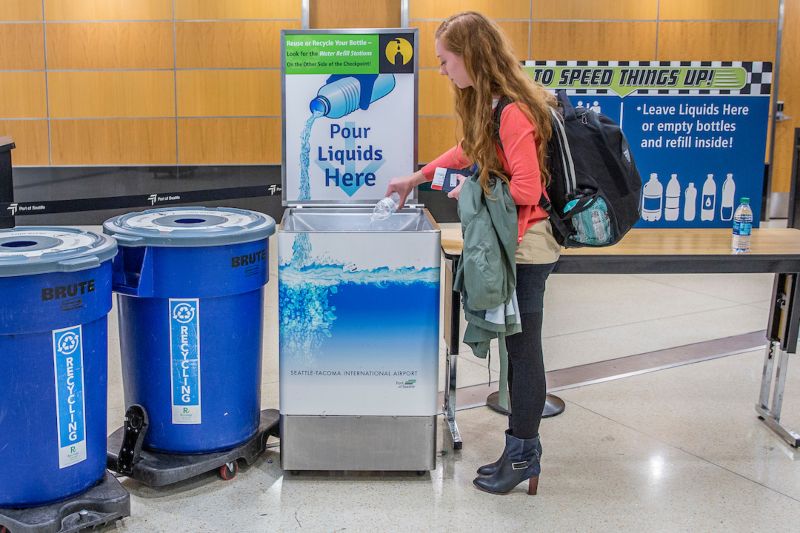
526, 61, 772, 228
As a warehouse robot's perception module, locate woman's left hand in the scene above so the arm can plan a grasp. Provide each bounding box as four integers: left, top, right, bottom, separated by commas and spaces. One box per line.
446, 175, 467, 200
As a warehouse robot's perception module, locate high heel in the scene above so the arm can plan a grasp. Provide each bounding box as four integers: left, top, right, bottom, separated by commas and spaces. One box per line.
473, 432, 541, 495
528, 475, 539, 495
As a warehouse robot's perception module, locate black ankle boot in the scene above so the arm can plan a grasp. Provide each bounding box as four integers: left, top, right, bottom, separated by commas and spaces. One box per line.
476, 430, 542, 475
473, 432, 541, 495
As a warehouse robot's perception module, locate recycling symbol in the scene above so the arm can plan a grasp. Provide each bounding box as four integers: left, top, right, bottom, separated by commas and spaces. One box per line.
58, 332, 80, 355
172, 303, 196, 324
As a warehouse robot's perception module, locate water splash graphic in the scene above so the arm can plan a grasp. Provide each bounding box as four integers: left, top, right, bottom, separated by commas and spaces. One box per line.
299, 111, 321, 202
280, 237, 438, 365
292, 111, 322, 269
290, 232, 312, 269
279, 276, 337, 365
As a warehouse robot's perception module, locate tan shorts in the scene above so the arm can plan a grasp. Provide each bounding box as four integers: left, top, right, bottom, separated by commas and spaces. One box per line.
515, 219, 561, 265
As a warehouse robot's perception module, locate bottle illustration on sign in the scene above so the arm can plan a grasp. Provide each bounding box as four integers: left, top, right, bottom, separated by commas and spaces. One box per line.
701, 174, 717, 222
385, 37, 412, 66
641, 173, 663, 221
392, 39, 404, 66
665, 174, 681, 221
683, 182, 697, 221
309, 74, 396, 119
720, 173, 736, 221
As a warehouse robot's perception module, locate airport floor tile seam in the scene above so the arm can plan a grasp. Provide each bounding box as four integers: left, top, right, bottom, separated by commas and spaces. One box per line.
559, 397, 800, 505
629, 273, 775, 306
537, 301, 763, 340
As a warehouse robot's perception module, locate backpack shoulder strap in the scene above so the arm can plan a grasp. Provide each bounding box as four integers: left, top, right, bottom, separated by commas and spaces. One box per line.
492, 96, 573, 237
492, 96, 513, 151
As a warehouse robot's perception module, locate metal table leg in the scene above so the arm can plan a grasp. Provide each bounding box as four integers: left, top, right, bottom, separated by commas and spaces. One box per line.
444, 347, 462, 450
756, 273, 800, 447
443, 256, 462, 449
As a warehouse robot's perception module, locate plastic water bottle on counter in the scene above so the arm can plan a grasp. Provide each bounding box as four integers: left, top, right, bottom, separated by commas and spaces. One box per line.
732, 197, 753, 254
372, 192, 400, 221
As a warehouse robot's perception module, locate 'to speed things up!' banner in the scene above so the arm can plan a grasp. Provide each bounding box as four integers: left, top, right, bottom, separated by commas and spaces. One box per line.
525, 61, 771, 228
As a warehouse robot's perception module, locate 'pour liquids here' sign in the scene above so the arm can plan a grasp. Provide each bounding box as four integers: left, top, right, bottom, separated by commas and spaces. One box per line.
282, 30, 417, 204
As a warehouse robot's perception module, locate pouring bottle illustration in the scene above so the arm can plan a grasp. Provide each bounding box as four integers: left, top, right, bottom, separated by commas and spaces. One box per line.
664, 174, 681, 221
701, 173, 716, 221
683, 182, 697, 221
392, 39, 405, 66
309, 74, 396, 119
720, 173, 736, 221
641, 173, 663, 221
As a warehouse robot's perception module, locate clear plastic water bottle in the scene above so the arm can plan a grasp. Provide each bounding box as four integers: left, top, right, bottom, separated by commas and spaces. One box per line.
591, 209, 608, 244
372, 192, 400, 221
732, 197, 753, 254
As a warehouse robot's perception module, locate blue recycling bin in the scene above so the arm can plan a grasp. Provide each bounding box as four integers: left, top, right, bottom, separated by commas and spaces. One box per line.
103, 207, 275, 454
0, 227, 116, 507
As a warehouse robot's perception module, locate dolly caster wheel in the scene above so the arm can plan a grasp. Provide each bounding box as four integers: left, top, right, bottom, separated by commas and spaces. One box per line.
290, 470, 300, 475
219, 461, 239, 481
416, 471, 427, 476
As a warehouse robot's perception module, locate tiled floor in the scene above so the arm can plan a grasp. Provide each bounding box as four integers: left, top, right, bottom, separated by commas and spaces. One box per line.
94, 226, 800, 532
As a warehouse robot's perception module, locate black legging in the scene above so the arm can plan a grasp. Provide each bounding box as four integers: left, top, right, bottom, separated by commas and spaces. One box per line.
505, 262, 555, 439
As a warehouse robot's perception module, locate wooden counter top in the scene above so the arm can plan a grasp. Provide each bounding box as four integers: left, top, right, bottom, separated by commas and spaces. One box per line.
441, 227, 800, 258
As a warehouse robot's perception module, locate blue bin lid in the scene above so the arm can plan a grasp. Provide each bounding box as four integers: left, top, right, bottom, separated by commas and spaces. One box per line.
103, 207, 276, 248
0, 226, 117, 277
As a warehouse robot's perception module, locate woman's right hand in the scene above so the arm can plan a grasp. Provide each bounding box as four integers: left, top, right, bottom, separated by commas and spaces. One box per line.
386, 171, 425, 209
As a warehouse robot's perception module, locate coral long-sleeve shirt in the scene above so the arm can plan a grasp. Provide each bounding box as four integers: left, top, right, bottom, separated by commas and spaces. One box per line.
421, 102, 549, 242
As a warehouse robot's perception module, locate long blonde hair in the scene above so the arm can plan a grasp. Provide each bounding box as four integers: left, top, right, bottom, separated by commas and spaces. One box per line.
436, 12, 555, 195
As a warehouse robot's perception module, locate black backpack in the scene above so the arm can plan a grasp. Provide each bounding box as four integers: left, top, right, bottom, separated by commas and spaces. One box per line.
494, 90, 642, 247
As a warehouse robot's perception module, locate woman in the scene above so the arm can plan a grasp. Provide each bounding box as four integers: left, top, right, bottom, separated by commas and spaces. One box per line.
386, 12, 560, 495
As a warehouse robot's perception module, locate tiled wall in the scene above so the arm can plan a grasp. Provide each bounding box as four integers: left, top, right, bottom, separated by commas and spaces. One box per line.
0, 0, 300, 166
410, 0, 783, 186
1, 0, 792, 192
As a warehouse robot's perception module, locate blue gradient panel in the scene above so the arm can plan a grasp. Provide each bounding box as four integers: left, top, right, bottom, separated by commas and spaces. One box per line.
322, 282, 438, 362
279, 234, 440, 416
